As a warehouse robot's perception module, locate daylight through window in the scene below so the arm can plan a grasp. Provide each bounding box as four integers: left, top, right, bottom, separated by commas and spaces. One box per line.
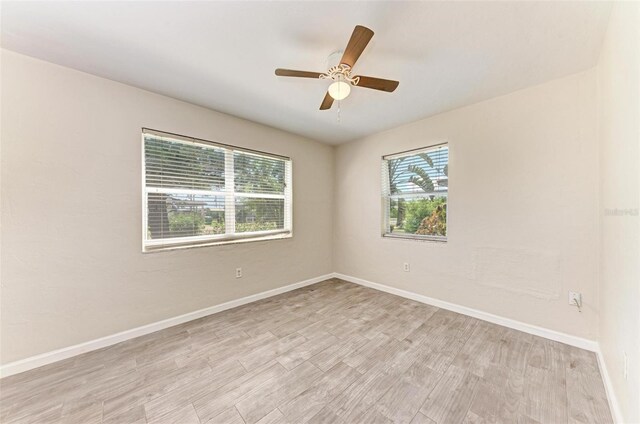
382, 144, 448, 240
143, 129, 292, 251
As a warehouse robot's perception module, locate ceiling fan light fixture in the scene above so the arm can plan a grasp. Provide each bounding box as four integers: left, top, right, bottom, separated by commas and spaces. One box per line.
328, 81, 351, 100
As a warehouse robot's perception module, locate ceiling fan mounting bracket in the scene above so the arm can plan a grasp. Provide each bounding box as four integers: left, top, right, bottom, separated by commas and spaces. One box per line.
319, 64, 360, 86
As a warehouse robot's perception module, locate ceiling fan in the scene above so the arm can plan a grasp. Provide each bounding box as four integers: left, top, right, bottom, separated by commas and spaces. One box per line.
275, 25, 399, 110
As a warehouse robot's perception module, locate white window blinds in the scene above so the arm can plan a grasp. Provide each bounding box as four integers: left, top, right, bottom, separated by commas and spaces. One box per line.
381, 144, 448, 240
143, 129, 292, 251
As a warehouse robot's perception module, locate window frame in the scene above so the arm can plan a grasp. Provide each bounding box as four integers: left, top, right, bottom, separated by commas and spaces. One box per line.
381, 142, 449, 243
141, 128, 293, 252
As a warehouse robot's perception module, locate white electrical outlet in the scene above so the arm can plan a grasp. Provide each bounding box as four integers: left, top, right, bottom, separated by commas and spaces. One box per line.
623, 351, 629, 380
403, 262, 410, 272
236, 268, 242, 278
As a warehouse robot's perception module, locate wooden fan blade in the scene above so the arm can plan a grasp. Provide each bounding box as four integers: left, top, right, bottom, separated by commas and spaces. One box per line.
320, 92, 334, 110
275, 69, 323, 79
340, 25, 374, 68
355, 76, 399, 92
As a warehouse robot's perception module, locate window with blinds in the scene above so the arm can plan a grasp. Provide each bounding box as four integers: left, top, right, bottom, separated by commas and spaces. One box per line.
382, 144, 448, 241
142, 129, 292, 251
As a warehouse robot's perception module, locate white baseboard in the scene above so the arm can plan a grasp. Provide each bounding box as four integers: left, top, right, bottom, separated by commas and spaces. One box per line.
332, 272, 598, 352
596, 347, 624, 423
0, 273, 333, 379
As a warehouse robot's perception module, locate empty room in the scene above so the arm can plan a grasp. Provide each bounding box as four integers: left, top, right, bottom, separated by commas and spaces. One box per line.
1, 1, 638, 423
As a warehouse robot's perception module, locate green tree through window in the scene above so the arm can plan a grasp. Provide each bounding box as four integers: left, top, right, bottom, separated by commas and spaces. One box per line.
383, 145, 448, 238
143, 130, 292, 250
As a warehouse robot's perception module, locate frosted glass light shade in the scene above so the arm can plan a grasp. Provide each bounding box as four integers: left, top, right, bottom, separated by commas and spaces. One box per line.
328, 81, 351, 100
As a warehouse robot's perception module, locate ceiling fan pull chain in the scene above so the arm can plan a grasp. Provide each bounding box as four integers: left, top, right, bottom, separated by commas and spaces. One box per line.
337, 100, 341, 123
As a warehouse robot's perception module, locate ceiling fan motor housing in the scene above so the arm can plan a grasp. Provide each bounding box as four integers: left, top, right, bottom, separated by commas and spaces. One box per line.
320, 63, 360, 86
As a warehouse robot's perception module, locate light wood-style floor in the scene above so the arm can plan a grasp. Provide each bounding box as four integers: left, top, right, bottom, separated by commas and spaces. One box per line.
1, 279, 612, 424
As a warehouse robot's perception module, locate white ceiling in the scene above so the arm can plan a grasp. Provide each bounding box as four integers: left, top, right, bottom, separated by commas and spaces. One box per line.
1, 1, 612, 144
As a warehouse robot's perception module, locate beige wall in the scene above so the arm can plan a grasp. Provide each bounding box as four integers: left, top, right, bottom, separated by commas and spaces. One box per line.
0, 50, 334, 364
334, 70, 600, 341
597, 2, 640, 422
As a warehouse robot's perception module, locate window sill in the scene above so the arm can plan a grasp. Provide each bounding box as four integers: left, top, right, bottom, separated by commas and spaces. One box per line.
382, 233, 447, 243
143, 231, 292, 253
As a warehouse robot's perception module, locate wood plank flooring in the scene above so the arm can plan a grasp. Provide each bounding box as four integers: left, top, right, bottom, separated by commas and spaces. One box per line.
0, 279, 612, 424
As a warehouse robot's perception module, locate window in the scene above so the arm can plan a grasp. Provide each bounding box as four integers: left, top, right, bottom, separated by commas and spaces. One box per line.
382, 143, 448, 241
142, 129, 292, 251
